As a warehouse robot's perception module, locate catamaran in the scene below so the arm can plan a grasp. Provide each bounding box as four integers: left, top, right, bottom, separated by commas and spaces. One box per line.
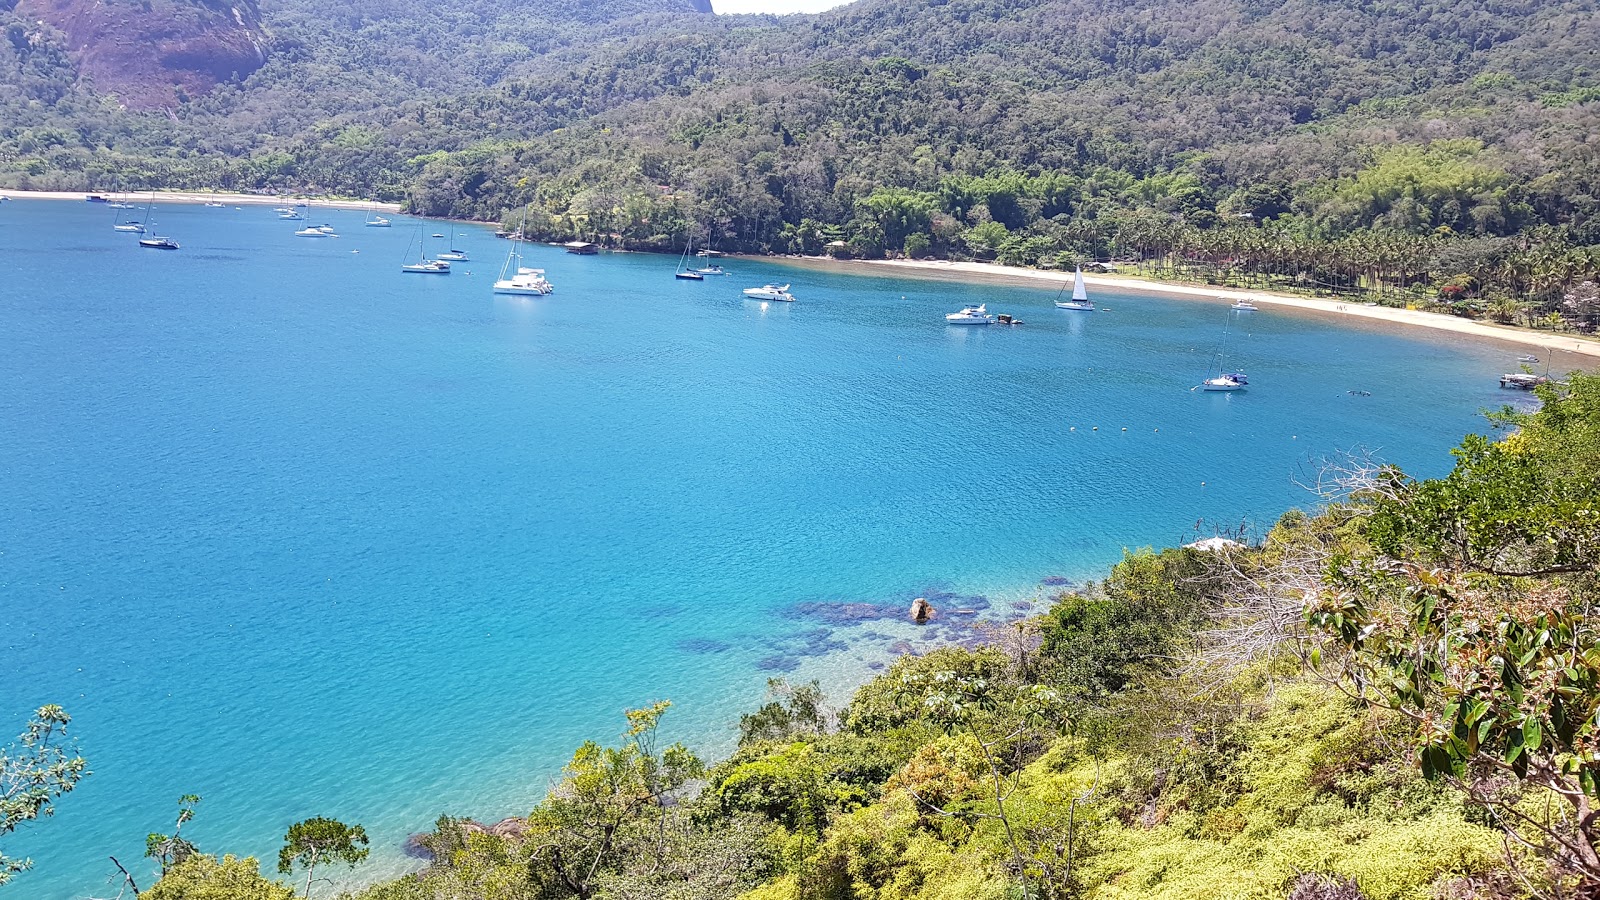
493, 212, 554, 295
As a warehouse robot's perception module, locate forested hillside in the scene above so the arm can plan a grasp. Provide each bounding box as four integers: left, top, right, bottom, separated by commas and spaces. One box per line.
7, 0, 1600, 322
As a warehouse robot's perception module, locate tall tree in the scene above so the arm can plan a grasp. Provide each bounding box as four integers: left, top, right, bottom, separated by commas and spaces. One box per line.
276, 817, 368, 899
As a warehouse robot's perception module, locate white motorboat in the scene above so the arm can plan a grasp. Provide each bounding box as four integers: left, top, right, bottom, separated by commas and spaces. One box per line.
204, 201, 227, 208
365, 215, 391, 227
295, 226, 335, 237
743, 283, 795, 301
108, 202, 137, 209
1054, 268, 1094, 310
113, 222, 146, 233
1231, 299, 1258, 311
402, 260, 451, 274
946, 304, 994, 324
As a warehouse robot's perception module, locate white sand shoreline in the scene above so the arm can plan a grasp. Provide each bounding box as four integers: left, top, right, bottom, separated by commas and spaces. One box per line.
762, 255, 1600, 361
0, 188, 401, 213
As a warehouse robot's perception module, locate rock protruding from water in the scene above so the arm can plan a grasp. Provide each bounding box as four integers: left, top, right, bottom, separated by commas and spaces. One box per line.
910, 597, 933, 624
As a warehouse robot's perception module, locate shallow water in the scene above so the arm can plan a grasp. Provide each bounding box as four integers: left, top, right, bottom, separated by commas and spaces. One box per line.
0, 199, 1542, 897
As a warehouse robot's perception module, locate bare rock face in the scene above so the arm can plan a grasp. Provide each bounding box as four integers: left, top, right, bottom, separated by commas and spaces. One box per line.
910, 597, 933, 624
14, 0, 269, 109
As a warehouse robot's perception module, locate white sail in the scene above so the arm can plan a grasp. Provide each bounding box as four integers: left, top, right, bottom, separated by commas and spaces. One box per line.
1072, 267, 1088, 301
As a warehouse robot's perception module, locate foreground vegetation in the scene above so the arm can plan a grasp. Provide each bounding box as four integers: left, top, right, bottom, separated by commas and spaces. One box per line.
7, 0, 1600, 326
17, 371, 1589, 898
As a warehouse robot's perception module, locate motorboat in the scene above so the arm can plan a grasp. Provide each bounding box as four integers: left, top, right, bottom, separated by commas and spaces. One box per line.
436, 249, 469, 261
86, 194, 109, 203
743, 283, 794, 301
1231, 300, 1258, 311
204, 201, 227, 208
493, 266, 554, 296
279, 209, 305, 220
108, 202, 137, 209
365, 215, 391, 227
295, 226, 335, 237
138, 236, 180, 250
1201, 374, 1246, 392
691, 264, 728, 275
945, 304, 994, 324
402, 260, 451, 274
1054, 268, 1094, 310
1518, 354, 1540, 363
113, 221, 146, 233
1500, 373, 1549, 390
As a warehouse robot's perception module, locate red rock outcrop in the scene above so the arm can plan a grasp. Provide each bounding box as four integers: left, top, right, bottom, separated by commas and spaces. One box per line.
13, 0, 269, 109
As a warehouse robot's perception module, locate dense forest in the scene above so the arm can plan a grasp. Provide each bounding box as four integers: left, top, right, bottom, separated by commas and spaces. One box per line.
7, 0, 1600, 323
13, 372, 1599, 897
4, 0, 1600, 322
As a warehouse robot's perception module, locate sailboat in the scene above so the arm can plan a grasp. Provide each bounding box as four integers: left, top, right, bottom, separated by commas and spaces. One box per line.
675, 233, 704, 280
1054, 267, 1093, 310
1199, 315, 1248, 391
365, 208, 391, 227
402, 227, 450, 274
112, 202, 146, 233
493, 209, 554, 295
135, 194, 179, 249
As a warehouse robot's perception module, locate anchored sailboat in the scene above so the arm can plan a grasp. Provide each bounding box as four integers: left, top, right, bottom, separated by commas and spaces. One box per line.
1054, 267, 1094, 310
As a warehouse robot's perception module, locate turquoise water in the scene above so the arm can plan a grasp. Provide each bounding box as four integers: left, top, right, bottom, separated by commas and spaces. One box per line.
0, 199, 1542, 896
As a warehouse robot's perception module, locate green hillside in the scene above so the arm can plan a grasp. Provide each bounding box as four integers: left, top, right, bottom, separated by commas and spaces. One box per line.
8, 0, 1600, 316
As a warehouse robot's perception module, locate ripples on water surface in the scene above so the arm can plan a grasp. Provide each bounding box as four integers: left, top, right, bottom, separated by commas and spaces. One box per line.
0, 200, 1551, 896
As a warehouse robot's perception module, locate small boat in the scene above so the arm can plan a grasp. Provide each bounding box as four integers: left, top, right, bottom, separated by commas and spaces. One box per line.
564, 241, 598, 255
436, 249, 469, 261
279, 208, 305, 220
431, 232, 445, 238
107, 202, 137, 209
138, 236, 180, 250
113, 221, 146, 233
676, 270, 705, 281
295, 226, 335, 237
1054, 268, 1094, 310
1518, 354, 1540, 363
85, 194, 109, 203
691, 264, 728, 276
1232, 300, 1258, 312
402, 260, 451, 274
946, 304, 994, 324
366, 215, 391, 227
1500, 373, 1549, 390
204, 200, 227, 208
744, 283, 795, 301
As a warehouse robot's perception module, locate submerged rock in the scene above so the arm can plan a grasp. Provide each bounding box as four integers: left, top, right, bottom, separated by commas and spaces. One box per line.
910, 597, 933, 623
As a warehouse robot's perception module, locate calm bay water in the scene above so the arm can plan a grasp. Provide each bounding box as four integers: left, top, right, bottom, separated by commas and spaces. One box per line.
0, 198, 1543, 897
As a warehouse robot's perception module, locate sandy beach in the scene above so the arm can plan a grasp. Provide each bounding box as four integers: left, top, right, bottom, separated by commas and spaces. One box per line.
767, 256, 1600, 362
0, 188, 401, 213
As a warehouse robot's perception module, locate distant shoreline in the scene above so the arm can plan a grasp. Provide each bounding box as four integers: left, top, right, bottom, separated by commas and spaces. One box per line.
760, 255, 1600, 362
0, 188, 401, 213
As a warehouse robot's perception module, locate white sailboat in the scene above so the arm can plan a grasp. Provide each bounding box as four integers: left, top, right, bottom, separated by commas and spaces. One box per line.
493, 211, 553, 294
1054, 267, 1094, 310
402, 227, 450, 274
675, 234, 704, 280
1199, 316, 1248, 391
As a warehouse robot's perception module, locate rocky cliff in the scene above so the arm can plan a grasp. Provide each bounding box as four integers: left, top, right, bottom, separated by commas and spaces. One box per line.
13, 0, 269, 109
